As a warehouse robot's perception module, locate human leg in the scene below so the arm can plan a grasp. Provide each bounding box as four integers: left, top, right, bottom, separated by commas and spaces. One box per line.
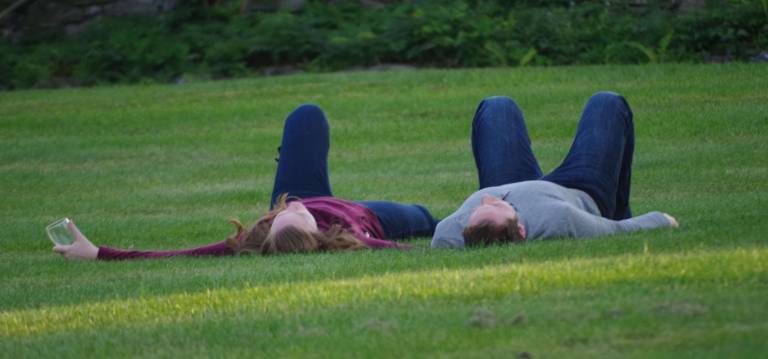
472, 96, 542, 189
270, 104, 333, 206
357, 201, 439, 240
541, 92, 634, 219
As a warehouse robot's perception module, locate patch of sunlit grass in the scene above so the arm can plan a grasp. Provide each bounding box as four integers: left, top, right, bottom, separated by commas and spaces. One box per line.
3, 248, 764, 337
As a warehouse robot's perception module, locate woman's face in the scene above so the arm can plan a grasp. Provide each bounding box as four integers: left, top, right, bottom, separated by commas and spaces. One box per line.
269, 201, 318, 235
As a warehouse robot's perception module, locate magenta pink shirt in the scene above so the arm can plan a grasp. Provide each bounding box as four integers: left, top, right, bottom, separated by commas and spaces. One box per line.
97, 197, 406, 260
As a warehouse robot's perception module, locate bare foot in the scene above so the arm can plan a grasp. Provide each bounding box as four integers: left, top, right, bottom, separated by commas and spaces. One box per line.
662, 213, 679, 228
52, 220, 99, 260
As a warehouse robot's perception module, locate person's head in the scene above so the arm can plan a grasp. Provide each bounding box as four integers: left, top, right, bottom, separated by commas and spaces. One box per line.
225, 193, 296, 254
261, 223, 366, 255
462, 194, 526, 247
269, 199, 318, 235
261, 225, 321, 254
227, 193, 367, 255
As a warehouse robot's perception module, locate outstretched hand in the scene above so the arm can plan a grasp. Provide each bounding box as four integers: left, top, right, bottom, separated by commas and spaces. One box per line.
663, 213, 679, 228
52, 220, 99, 260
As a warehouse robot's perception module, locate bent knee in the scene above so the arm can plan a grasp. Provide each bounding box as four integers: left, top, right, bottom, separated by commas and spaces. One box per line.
590, 91, 626, 105
291, 104, 324, 118
286, 104, 328, 129
481, 96, 516, 107
478, 96, 522, 113
589, 91, 631, 112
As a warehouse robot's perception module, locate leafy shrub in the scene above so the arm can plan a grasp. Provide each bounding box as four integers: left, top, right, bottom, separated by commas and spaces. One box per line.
73, 16, 188, 85
0, 40, 84, 89
0, 41, 18, 90
305, 2, 386, 69
2, 0, 766, 90
674, 1, 768, 60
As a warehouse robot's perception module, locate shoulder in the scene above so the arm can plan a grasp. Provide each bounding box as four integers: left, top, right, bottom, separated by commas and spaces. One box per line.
431, 213, 466, 249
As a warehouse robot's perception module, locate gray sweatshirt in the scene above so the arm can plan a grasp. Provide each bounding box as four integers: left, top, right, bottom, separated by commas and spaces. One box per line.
431, 180, 672, 249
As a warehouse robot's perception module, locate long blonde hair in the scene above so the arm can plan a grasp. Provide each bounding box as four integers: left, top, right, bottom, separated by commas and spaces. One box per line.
226, 193, 368, 255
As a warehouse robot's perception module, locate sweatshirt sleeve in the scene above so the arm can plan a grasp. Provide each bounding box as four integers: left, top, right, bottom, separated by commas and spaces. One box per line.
97, 240, 235, 261
431, 212, 466, 249
563, 208, 674, 238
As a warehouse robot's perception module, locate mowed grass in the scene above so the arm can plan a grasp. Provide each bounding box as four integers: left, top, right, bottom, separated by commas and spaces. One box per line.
1, 64, 766, 358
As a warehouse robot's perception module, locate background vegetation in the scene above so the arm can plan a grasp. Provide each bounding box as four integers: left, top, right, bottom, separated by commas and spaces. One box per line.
1, 0, 766, 90
1, 64, 766, 357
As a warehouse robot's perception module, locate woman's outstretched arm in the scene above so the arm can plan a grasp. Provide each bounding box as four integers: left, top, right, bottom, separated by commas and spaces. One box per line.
53, 220, 234, 261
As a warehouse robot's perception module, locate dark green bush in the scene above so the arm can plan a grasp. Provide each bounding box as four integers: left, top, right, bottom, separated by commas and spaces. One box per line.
306, 2, 386, 69
251, 11, 322, 66
0, 40, 83, 89
0, 41, 18, 90
73, 16, 188, 85
1, 0, 765, 90
675, 2, 768, 60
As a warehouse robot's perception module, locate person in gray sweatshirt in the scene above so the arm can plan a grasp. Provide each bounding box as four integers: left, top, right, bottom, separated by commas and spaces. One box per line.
431, 92, 678, 249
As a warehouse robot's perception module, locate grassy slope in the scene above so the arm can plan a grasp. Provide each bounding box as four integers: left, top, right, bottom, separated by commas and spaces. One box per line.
0, 64, 766, 358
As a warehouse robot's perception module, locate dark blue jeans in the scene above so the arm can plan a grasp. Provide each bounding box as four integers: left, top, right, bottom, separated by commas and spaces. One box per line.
270, 104, 438, 239
472, 92, 634, 220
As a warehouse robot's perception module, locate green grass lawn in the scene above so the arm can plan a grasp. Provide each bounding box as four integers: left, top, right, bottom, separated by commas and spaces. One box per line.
1, 64, 766, 358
